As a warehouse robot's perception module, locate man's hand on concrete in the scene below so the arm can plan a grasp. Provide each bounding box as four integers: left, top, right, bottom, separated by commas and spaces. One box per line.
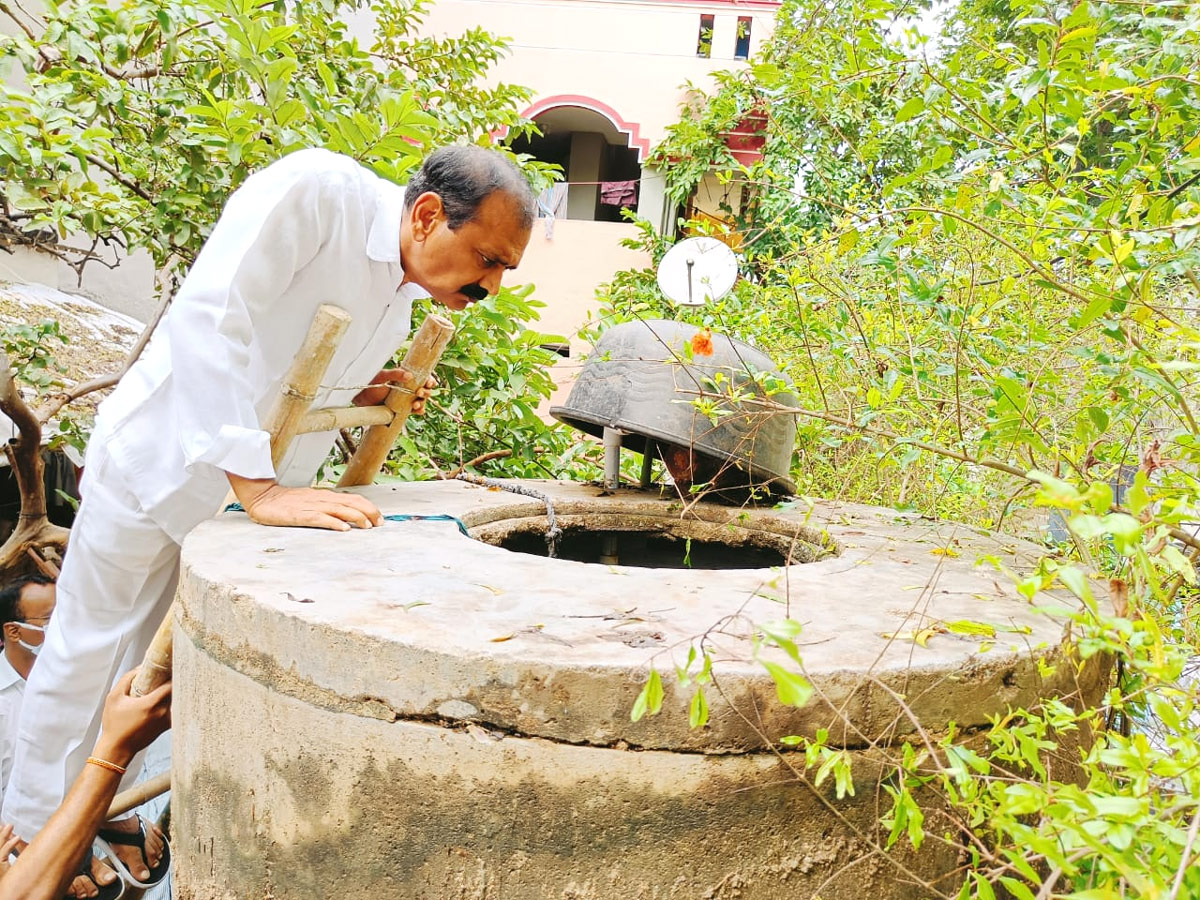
352, 367, 438, 413
229, 475, 384, 531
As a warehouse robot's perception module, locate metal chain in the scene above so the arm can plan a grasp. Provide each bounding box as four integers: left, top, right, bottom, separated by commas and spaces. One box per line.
455, 473, 563, 558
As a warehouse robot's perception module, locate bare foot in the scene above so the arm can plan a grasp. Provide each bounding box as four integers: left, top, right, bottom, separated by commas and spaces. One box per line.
103, 815, 164, 883
65, 852, 120, 898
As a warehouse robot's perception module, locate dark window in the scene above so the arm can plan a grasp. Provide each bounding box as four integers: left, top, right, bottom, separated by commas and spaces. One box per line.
734, 16, 752, 60
696, 14, 714, 58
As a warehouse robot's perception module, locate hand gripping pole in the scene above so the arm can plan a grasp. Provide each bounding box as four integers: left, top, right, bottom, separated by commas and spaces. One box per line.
336, 314, 455, 487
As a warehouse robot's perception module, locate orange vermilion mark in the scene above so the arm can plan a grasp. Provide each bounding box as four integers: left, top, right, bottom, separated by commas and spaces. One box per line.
691, 328, 714, 356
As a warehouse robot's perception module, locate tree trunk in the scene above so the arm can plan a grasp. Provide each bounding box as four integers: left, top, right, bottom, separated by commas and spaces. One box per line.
0, 352, 70, 577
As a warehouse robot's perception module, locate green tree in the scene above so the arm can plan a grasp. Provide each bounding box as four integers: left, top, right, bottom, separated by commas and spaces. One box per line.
620, 0, 1200, 894
0, 0, 573, 574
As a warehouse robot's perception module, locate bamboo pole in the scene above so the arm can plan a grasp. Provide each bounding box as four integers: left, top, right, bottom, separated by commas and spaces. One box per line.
297, 404, 393, 434
131, 304, 352, 698
107, 771, 171, 819
261, 305, 353, 471
130, 610, 175, 699
337, 314, 455, 487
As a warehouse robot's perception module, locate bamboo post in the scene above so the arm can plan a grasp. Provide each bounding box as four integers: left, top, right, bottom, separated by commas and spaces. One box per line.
130, 611, 175, 699
131, 304, 352, 698
107, 771, 172, 819
261, 304, 353, 470
337, 314, 455, 487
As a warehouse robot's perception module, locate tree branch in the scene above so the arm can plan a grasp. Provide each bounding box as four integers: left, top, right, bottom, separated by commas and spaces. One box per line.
83, 154, 154, 203
0, 352, 47, 522
440, 449, 513, 479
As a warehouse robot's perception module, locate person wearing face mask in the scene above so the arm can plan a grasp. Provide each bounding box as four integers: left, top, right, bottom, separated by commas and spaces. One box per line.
0, 574, 55, 798
2, 144, 536, 894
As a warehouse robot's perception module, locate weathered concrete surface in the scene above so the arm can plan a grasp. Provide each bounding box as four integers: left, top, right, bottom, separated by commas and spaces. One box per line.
176, 646, 964, 899
174, 481, 1103, 898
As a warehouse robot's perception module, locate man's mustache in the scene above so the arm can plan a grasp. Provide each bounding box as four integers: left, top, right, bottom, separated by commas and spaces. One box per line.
459, 284, 488, 302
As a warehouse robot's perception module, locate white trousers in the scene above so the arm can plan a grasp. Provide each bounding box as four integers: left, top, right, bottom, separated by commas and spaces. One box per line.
1, 446, 181, 837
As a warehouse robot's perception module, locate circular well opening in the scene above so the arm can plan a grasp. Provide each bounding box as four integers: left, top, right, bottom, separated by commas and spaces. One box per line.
471, 514, 835, 570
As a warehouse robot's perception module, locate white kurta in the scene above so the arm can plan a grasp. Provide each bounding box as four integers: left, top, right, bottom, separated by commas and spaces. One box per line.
3, 148, 430, 836
0, 654, 25, 801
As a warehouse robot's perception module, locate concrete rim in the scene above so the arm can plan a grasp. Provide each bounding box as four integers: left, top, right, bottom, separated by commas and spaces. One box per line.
178, 480, 1086, 753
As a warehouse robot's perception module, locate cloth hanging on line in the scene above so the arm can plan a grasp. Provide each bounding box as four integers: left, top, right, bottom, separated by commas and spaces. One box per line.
536, 184, 569, 238
599, 180, 638, 207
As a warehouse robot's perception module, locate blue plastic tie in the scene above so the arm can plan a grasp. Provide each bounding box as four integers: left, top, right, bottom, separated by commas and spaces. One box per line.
383, 513, 470, 537
222, 502, 468, 537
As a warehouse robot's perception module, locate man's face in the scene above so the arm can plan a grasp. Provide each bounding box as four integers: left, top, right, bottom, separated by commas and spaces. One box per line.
402, 190, 532, 311
6, 581, 55, 657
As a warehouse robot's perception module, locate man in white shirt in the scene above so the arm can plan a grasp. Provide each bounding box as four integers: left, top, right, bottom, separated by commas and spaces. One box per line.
2, 145, 536, 892
0, 574, 55, 797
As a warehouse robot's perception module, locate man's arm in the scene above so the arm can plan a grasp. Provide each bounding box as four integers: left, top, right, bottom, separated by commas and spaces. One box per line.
0, 670, 171, 900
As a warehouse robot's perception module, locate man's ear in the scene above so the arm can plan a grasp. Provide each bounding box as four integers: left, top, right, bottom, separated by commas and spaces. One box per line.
409, 192, 445, 242
2, 622, 18, 642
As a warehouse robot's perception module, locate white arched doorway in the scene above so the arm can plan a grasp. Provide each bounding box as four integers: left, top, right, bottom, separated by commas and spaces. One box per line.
509, 96, 647, 223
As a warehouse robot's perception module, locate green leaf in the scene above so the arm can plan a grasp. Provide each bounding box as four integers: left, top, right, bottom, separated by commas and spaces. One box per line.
972, 873, 996, 900
1101, 513, 1144, 555
1126, 469, 1150, 516
630, 669, 663, 722
997, 878, 1036, 900
762, 661, 813, 707
688, 687, 709, 728
895, 96, 924, 123
1080, 294, 1113, 328
1161, 544, 1197, 584
751, 62, 781, 86
1056, 565, 1095, 606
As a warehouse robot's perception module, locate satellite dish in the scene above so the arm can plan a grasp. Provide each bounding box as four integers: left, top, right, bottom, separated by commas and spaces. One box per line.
656, 236, 738, 307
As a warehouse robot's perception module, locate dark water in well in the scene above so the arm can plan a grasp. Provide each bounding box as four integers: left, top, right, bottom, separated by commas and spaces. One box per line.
497, 527, 787, 569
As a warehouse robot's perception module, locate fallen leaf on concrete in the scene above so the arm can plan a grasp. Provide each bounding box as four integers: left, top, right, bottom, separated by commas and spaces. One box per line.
283, 592, 314, 604
621, 631, 665, 649
264, 547, 284, 553
944, 620, 996, 637
472, 583, 503, 595
491, 624, 569, 645
881, 627, 944, 647
930, 547, 960, 558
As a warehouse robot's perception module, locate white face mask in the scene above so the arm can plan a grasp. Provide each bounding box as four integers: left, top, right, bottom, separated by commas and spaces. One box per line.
14, 622, 46, 657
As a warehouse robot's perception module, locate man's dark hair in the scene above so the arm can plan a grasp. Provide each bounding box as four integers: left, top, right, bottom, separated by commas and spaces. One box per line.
404, 146, 536, 230
0, 573, 53, 625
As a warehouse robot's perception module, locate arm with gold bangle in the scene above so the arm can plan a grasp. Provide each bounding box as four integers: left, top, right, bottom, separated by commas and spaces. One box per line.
0, 669, 171, 900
